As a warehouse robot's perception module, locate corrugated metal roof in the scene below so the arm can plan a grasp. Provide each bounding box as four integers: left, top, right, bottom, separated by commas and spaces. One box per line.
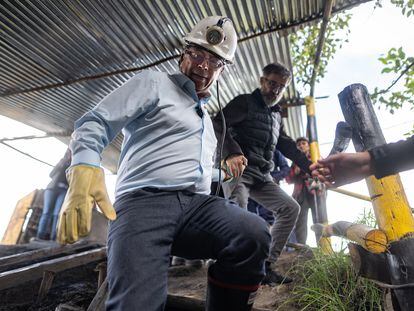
0, 0, 369, 171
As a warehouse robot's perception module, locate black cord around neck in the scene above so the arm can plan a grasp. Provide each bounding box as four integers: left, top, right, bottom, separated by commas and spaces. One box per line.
215, 80, 226, 196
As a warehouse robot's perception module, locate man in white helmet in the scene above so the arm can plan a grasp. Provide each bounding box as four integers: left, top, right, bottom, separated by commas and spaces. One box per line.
56, 16, 270, 311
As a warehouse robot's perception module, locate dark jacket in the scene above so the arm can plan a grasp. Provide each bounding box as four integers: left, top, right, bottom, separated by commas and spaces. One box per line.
213, 88, 311, 182
46, 149, 71, 189
369, 135, 414, 178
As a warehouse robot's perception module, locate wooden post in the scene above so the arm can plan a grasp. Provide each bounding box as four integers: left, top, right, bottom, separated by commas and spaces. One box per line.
338, 83, 414, 310
36, 270, 55, 303
329, 188, 371, 202
87, 278, 108, 311
95, 262, 107, 289
305, 96, 332, 253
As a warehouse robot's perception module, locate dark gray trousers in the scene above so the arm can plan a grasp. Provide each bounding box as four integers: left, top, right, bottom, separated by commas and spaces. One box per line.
106, 188, 270, 311
223, 175, 300, 263
294, 193, 318, 244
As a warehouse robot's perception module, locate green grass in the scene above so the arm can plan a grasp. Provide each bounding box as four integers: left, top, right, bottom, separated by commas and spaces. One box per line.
281, 248, 383, 311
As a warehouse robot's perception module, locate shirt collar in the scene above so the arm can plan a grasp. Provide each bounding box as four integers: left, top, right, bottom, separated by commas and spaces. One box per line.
169, 72, 210, 105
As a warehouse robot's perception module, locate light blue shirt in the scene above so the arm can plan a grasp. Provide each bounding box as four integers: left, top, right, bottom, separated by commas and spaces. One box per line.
70, 70, 220, 198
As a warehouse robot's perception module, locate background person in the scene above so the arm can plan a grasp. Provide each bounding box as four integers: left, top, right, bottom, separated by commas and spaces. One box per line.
247, 149, 290, 226
286, 137, 322, 245
36, 148, 71, 241
213, 63, 313, 285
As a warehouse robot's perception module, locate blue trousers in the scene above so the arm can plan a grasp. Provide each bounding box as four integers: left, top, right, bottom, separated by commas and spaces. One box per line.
37, 188, 67, 240
106, 188, 270, 311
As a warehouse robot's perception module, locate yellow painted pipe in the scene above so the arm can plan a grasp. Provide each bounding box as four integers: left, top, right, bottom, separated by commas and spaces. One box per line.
305, 96, 321, 163
366, 175, 414, 242
305, 96, 332, 253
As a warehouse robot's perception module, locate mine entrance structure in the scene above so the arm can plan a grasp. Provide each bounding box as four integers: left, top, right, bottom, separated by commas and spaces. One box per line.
317, 84, 414, 311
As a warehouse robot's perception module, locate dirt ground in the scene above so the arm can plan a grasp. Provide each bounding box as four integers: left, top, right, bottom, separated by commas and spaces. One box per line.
0, 246, 311, 310
168, 248, 313, 311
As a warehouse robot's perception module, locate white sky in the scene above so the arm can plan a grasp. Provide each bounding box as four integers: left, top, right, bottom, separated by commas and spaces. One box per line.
0, 1, 413, 247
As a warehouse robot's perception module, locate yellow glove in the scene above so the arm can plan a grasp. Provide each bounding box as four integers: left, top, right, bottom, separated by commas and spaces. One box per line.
57, 164, 116, 244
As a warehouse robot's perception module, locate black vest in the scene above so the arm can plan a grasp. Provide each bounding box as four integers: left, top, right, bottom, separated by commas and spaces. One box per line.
231, 89, 282, 181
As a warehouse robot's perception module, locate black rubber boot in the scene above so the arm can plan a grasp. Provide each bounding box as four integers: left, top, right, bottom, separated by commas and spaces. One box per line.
262, 261, 293, 286
205, 276, 259, 311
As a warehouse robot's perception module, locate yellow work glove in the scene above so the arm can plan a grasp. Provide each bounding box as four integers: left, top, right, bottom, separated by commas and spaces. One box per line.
57, 164, 116, 244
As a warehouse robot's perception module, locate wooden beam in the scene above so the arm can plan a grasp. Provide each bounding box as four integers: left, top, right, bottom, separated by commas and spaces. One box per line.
338, 84, 414, 241
1, 190, 37, 245
312, 221, 388, 253
328, 188, 371, 202
309, 0, 334, 97
0, 247, 106, 290
0, 241, 98, 272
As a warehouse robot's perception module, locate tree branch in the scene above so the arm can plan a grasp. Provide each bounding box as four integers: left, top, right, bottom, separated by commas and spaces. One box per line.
372, 61, 414, 96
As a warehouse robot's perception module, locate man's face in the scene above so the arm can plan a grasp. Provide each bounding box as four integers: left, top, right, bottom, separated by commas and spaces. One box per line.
179, 46, 225, 97
260, 73, 290, 105
297, 140, 310, 154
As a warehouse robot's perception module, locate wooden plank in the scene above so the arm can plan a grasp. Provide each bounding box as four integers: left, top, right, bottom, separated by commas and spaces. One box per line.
1, 190, 37, 245
87, 278, 108, 311
36, 270, 55, 303
0, 247, 106, 290
0, 241, 98, 271
312, 221, 387, 253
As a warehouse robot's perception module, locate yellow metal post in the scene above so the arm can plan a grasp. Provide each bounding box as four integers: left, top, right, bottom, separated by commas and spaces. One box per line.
366, 175, 414, 242
305, 96, 332, 253
339, 84, 414, 309
337, 85, 414, 241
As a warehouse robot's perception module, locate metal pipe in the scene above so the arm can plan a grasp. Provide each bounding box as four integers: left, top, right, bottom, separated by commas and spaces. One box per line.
0, 132, 70, 143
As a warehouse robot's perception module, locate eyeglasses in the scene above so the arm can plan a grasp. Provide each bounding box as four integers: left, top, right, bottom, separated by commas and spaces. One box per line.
263, 77, 287, 91
184, 49, 225, 69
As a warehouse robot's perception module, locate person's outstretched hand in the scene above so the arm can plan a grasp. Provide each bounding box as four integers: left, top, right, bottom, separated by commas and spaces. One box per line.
224, 154, 248, 179
57, 165, 117, 244
310, 151, 373, 187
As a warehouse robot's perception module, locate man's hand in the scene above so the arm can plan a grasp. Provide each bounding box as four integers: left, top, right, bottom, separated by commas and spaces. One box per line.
310, 151, 373, 187
57, 165, 117, 244
224, 154, 248, 178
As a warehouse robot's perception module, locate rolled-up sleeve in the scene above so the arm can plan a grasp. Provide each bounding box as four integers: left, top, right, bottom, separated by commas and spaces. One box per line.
70, 71, 156, 166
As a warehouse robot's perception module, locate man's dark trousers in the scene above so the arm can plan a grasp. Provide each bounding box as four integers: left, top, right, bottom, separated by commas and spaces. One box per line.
106, 188, 270, 311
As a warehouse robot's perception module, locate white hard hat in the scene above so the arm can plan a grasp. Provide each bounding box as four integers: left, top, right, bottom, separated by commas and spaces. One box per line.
183, 16, 237, 64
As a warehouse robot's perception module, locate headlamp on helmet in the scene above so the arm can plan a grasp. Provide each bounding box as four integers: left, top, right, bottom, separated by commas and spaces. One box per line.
205, 18, 230, 46
183, 16, 237, 64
